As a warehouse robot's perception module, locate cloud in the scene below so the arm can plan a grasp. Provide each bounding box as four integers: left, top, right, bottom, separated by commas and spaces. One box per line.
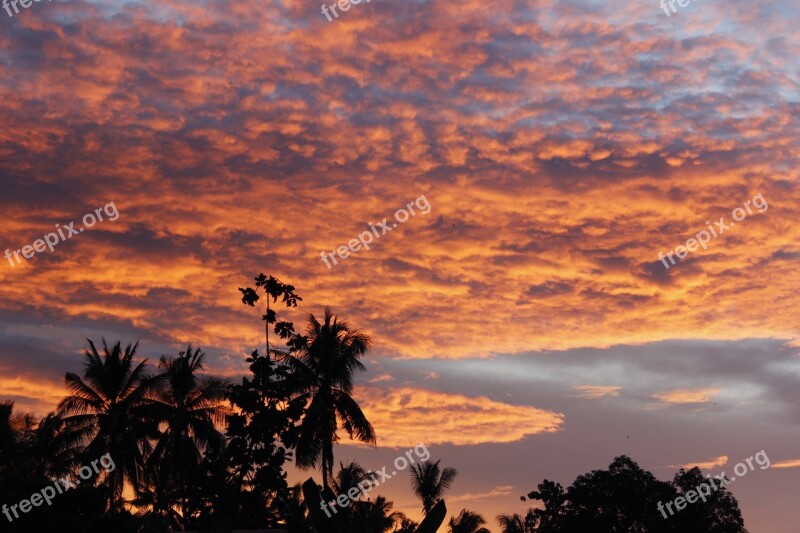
450, 485, 516, 504
0, 376, 66, 416
572, 385, 622, 399
652, 388, 720, 405
668, 455, 729, 470
356, 387, 564, 448
771, 459, 800, 469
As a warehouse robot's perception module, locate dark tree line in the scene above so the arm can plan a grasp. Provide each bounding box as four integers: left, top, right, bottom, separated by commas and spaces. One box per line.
502, 456, 747, 533
0, 275, 750, 532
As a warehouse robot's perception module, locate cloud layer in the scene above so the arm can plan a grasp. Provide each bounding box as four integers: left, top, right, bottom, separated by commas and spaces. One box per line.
0, 0, 798, 530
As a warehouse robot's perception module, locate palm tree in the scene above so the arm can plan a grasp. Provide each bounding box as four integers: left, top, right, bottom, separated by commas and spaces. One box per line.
0, 404, 76, 482
497, 513, 527, 533
393, 518, 420, 532
58, 339, 158, 509
147, 345, 230, 517
0, 400, 35, 475
0, 400, 30, 451
289, 308, 376, 488
332, 460, 369, 496
28, 412, 79, 478
410, 459, 457, 515
449, 509, 491, 533
352, 496, 406, 533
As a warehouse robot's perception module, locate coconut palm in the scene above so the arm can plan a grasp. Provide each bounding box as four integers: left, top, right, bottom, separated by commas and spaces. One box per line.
147, 345, 230, 517
0, 400, 31, 451
289, 308, 376, 488
0, 403, 77, 482
58, 339, 158, 509
393, 518, 420, 532
332, 460, 369, 497
497, 513, 528, 533
410, 459, 457, 515
449, 509, 491, 533
0, 400, 36, 476
352, 496, 406, 533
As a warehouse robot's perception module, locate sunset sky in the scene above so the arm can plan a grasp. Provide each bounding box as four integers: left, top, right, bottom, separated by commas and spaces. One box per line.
1, 0, 799, 530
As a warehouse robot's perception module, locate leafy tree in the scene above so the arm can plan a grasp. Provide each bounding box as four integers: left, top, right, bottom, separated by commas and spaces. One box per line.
449, 509, 491, 533
671, 467, 747, 532
239, 273, 303, 360
523, 455, 748, 532
410, 459, 457, 515
211, 274, 308, 528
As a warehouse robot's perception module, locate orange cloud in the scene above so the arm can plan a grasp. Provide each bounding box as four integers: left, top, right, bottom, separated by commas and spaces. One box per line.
572, 385, 621, 399
652, 388, 720, 405
668, 455, 728, 470
356, 387, 564, 448
450, 485, 516, 503
0, 376, 65, 416
772, 459, 800, 469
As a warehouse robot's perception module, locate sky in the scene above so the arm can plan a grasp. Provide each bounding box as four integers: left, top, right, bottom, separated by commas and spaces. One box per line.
0, 0, 799, 531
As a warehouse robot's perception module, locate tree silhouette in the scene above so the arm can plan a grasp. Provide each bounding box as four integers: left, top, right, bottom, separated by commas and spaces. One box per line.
523, 455, 748, 532
497, 513, 530, 533
410, 459, 457, 515
57, 339, 159, 510
351, 495, 407, 533
289, 307, 376, 488
671, 467, 748, 532
332, 460, 370, 497
0, 278, 757, 532
146, 345, 230, 518
449, 509, 491, 533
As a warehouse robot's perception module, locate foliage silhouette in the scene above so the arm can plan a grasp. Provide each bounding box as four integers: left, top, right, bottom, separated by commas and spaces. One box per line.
448, 509, 491, 533
288, 307, 376, 488
410, 459, 458, 515
523, 455, 748, 532
57, 339, 160, 510
0, 277, 753, 533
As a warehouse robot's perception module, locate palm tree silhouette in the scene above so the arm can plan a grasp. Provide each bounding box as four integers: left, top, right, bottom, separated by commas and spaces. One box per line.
352, 495, 406, 532
332, 460, 369, 496
58, 339, 158, 510
0, 400, 35, 472
410, 459, 457, 515
289, 308, 376, 488
497, 513, 528, 533
0, 400, 26, 450
448, 509, 491, 533
148, 345, 230, 517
